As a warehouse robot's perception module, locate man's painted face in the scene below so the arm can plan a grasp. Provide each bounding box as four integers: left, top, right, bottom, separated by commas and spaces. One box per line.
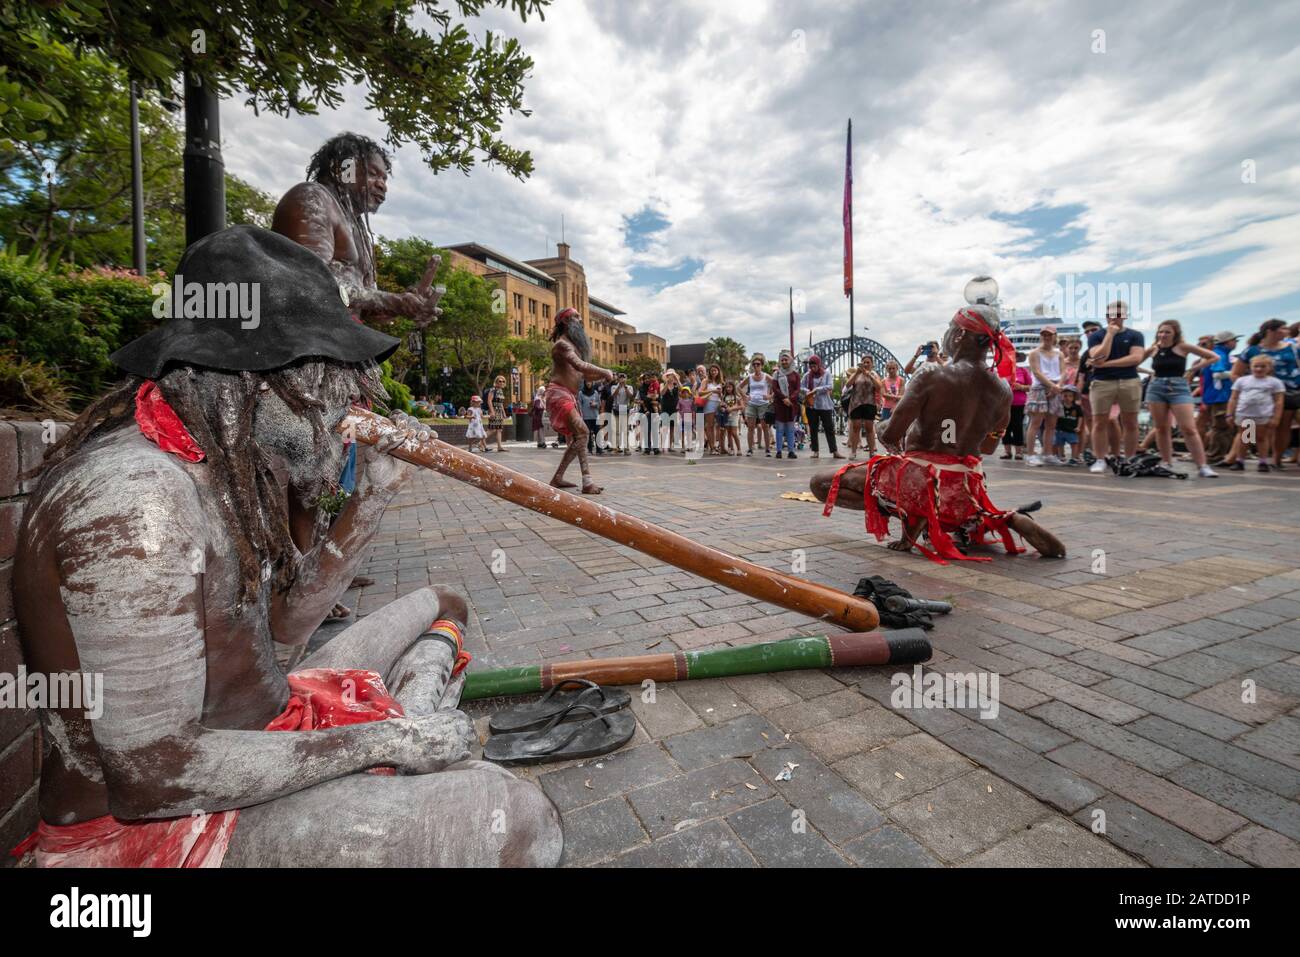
942, 325, 961, 356
564, 317, 591, 361
253, 361, 363, 492
351, 152, 388, 213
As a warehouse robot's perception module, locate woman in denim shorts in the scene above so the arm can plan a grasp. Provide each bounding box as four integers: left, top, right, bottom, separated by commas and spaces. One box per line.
1144, 319, 1221, 477
1025, 328, 1065, 465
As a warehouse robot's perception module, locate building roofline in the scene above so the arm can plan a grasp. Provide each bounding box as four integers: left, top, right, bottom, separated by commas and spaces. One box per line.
443, 242, 556, 285
587, 295, 625, 316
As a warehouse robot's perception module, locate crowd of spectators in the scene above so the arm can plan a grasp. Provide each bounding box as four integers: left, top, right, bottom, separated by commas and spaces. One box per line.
1002, 306, 1298, 477
434, 305, 1297, 480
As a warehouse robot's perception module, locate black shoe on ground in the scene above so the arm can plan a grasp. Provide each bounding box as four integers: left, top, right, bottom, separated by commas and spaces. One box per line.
1227, 461, 1244, 471
1258, 462, 1270, 472
787, 453, 797, 459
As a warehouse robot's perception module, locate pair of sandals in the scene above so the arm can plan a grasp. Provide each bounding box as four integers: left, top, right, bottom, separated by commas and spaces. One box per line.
483, 679, 636, 766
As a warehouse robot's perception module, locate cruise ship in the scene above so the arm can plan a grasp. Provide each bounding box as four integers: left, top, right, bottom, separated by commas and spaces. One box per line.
997, 303, 1082, 353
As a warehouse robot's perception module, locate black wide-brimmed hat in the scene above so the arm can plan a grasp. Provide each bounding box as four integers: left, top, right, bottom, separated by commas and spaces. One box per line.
110, 225, 399, 378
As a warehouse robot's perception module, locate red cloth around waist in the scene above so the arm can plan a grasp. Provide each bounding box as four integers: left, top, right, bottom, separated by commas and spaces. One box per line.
20, 669, 403, 868
544, 382, 578, 436
822, 450, 1022, 565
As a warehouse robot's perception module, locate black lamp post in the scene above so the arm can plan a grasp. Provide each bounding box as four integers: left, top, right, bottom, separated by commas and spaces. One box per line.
182, 68, 225, 245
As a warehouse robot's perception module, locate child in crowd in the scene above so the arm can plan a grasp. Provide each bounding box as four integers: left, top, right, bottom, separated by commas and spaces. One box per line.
1223, 355, 1286, 471
1054, 385, 1084, 465
677, 386, 696, 453
721, 381, 743, 455
466, 395, 488, 452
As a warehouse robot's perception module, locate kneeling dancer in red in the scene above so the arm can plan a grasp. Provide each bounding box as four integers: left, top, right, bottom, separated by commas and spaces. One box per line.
810, 304, 1065, 563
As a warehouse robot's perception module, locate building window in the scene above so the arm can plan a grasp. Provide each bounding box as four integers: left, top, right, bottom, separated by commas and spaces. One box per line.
515, 320, 522, 335
513, 293, 523, 312
543, 304, 550, 320
528, 299, 538, 315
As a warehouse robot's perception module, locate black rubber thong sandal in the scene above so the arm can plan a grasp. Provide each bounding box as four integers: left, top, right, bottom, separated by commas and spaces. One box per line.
484, 703, 635, 766
487, 678, 631, 735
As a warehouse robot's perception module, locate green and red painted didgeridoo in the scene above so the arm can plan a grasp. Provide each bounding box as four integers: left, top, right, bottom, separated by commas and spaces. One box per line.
461, 629, 931, 700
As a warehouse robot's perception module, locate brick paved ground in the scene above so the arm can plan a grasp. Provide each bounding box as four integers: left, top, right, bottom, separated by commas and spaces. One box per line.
324, 440, 1300, 867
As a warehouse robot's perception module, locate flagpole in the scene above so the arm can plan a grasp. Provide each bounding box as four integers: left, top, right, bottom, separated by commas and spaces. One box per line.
844, 118, 856, 363
789, 286, 795, 357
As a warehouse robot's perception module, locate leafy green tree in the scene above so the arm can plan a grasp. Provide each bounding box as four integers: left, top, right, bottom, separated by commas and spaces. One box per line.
616, 354, 664, 381
0, 49, 273, 269
373, 237, 454, 389
5, 1, 549, 179
375, 237, 452, 292
704, 336, 748, 379
508, 328, 552, 385
428, 265, 510, 395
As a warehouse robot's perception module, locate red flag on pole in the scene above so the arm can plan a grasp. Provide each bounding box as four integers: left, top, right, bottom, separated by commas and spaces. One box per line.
843, 119, 853, 298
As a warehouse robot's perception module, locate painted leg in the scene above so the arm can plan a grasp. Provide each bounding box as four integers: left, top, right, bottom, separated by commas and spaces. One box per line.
222, 761, 562, 868
550, 435, 581, 489
887, 516, 924, 552
296, 586, 463, 678
1007, 512, 1067, 558
563, 410, 601, 493
809, 466, 863, 508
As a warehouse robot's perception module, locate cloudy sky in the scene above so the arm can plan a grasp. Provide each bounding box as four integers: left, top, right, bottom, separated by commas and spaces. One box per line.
223, 0, 1300, 363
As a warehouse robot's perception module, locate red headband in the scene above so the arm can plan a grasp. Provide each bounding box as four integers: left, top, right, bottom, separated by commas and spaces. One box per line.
952, 308, 1016, 382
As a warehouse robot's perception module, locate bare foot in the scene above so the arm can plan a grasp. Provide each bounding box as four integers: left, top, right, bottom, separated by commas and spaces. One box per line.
581, 481, 604, 495
550, 478, 578, 490
1007, 513, 1067, 558
350, 576, 374, 588
886, 538, 913, 552
328, 602, 352, 619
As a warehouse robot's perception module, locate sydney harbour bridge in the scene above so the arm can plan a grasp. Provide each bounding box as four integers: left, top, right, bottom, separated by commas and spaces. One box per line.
797, 335, 903, 376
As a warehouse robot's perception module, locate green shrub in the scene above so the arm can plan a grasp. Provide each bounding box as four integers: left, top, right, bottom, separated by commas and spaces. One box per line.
0, 351, 76, 416
379, 360, 413, 415
0, 256, 158, 407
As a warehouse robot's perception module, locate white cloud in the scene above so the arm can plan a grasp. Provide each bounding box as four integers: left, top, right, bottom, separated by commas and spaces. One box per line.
220, 0, 1300, 362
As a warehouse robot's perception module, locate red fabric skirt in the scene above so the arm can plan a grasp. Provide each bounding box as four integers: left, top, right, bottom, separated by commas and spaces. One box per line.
823, 451, 1023, 565
20, 669, 403, 868
544, 383, 578, 436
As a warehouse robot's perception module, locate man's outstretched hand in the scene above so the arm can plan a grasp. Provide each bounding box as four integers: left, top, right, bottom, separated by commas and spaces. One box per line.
396, 254, 445, 328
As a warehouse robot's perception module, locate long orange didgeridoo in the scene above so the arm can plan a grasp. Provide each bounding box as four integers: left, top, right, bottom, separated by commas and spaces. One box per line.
340, 408, 879, 632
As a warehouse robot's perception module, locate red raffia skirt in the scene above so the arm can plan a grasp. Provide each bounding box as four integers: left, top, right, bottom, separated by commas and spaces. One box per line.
544, 383, 578, 436
822, 451, 1023, 565
15, 669, 404, 868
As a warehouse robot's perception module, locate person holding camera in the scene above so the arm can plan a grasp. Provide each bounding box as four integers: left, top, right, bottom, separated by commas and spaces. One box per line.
904, 340, 943, 376
610, 372, 636, 455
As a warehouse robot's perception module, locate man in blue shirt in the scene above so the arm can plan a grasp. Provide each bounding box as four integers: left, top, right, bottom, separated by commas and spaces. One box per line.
1198, 330, 1238, 463
1086, 301, 1146, 472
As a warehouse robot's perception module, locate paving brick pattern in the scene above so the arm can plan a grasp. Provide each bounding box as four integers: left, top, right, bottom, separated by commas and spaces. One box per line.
336, 442, 1300, 867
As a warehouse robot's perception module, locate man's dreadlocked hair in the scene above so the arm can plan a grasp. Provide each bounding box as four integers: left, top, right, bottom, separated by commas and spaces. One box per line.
39, 361, 383, 604
305, 132, 392, 285
306, 132, 391, 192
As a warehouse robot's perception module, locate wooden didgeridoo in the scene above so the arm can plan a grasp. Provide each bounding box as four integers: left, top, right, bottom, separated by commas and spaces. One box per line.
461, 629, 931, 700
341, 408, 879, 631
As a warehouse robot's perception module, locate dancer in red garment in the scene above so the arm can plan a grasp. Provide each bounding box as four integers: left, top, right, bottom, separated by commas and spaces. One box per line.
810, 303, 1065, 563
546, 307, 614, 493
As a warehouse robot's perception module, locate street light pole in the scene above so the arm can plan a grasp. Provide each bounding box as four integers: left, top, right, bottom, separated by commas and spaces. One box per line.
183, 68, 225, 245
129, 81, 146, 276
